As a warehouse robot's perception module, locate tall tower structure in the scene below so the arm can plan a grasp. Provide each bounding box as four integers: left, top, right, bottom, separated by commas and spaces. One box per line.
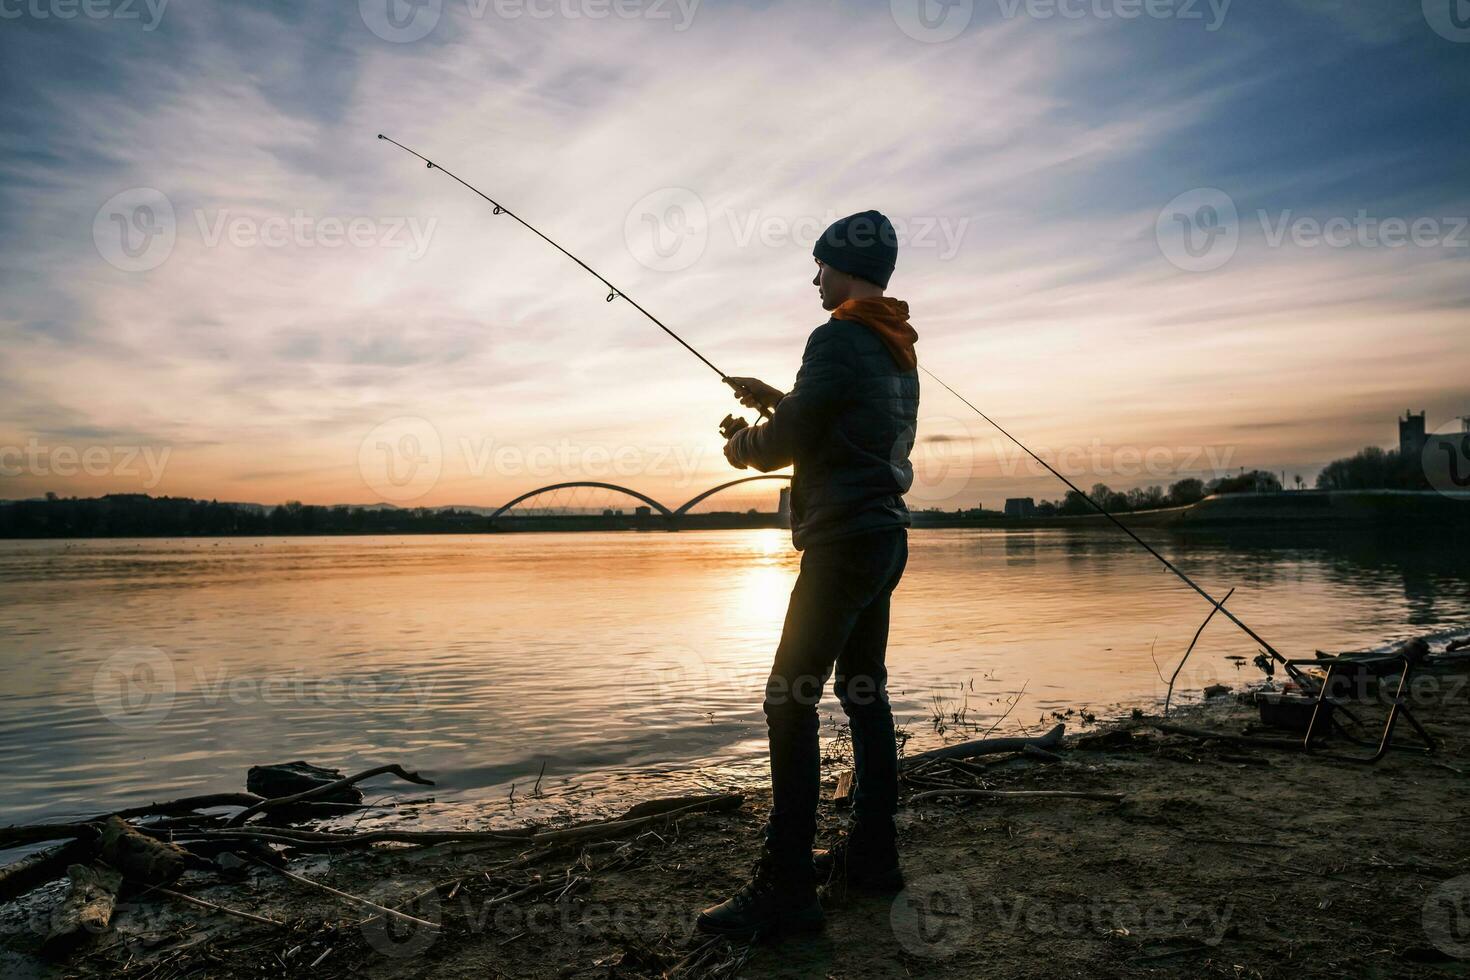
1399, 410, 1427, 457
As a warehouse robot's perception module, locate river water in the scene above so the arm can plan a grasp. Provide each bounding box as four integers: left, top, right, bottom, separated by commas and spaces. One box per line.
1, 528, 1466, 830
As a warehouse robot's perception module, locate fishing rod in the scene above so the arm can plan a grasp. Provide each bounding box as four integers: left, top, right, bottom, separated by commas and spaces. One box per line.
377, 134, 769, 434
378, 134, 1300, 682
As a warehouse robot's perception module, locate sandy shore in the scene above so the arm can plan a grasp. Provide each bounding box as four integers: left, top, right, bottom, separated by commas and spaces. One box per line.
3, 643, 1468, 979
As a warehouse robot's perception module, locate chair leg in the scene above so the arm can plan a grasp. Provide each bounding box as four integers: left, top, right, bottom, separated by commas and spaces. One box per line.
1302, 663, 1337, 753
1386, 667, 1438, 755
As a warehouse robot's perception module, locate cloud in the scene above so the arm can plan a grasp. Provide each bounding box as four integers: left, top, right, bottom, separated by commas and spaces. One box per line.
0, 1, 1466, 506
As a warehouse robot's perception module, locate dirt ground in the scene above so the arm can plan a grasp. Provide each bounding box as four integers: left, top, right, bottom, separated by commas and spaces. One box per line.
4, 659, 1469, 980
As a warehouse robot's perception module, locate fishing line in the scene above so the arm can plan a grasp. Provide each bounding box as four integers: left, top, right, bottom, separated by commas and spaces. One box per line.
920, 367, 1303, 682
379, 133, 1298, 678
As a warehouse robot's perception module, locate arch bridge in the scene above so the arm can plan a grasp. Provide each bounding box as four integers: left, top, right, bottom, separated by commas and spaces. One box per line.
490, 475, 790, 521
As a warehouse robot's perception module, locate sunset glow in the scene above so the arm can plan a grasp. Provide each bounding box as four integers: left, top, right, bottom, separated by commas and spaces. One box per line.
1, 3, 1466, 510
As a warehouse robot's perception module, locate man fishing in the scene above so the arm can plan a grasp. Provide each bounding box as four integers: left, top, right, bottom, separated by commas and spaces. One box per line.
696, 210, 920, 938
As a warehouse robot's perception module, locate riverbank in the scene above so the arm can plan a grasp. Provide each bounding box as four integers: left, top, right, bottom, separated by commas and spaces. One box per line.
3, 635, 1468, 978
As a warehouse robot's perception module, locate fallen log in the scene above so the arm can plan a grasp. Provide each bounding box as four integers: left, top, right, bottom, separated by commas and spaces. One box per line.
41, 863, 122, 957
98, 816, 188, 887
901, 723, 1065, 769
1150, 722, 1303, 751
909, 789, 1126, 804
0, 839, 93, 903
0, 823, 101, 850
226, 764, 434, 827
616, 794, 737, 821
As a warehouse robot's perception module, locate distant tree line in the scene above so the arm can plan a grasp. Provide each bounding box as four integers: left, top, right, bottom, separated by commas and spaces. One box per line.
1032, 471, 1284, 517
0, 494, 495, 538
1314, 446, 1429, 491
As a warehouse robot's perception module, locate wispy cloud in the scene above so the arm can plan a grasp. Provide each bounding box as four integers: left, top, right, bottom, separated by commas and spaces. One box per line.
0, 0, 1466, 507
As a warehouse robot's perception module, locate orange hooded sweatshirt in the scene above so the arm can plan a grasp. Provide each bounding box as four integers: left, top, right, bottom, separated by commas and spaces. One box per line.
829, 297, 918, 371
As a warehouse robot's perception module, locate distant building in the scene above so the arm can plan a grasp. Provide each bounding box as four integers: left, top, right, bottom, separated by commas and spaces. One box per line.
633, 505, 652, 520
1004, 497, 1035, 517
1400, 410, 1427, 457
777, 487, 791, 528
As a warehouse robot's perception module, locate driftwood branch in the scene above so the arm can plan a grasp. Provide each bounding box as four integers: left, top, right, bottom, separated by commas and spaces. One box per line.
106, 794, 265, 821
530, 794, 743, 846
0, 839, 92, 903
225, 765, 434, 826
1, 794, 266, 850
0, 824, 100, 849
910, 788, 1126, 804
902, 723, 1065, 769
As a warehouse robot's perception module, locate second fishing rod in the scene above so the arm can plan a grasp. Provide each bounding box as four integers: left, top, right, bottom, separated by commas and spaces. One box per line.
378, 133, 1304, 682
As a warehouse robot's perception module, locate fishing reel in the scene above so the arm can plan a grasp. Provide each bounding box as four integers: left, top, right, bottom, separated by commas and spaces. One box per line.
719, 414, 749, 440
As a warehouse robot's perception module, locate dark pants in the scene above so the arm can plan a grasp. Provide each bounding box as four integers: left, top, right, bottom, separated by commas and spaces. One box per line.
762, 527, 908, 870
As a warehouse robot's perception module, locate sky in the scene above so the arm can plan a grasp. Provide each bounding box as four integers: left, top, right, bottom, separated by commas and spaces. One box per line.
0, 0, 1467, 512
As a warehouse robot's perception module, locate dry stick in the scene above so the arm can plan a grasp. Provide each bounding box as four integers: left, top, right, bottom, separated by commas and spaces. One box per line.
1165, 588, 1235, 717
980, 679, 1030, 739
225, 765, 434, 826
155, 887, 286, 929
354, 876, 467, 931
910, 789, 1126, 804
183, 826, 529, 850
245, 856, 440, 930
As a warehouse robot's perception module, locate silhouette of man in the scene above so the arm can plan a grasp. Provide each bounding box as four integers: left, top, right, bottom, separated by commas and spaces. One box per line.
697, 210, 919, 937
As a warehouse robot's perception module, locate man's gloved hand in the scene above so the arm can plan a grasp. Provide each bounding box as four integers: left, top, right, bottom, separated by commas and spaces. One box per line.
723, 377, 785, 416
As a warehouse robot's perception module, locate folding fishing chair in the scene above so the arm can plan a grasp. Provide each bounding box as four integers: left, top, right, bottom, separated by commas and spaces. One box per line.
1284, 652, 1438, 763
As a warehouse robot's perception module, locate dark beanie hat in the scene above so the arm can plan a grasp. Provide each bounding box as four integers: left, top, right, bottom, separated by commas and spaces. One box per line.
812, 210, 898, 288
